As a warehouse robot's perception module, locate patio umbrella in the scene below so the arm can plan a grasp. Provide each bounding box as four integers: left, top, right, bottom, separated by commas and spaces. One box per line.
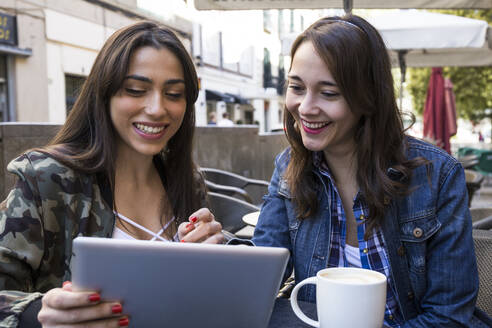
280, 10, 491, 67
423, 68, 457, 154
367, 10, 492, 68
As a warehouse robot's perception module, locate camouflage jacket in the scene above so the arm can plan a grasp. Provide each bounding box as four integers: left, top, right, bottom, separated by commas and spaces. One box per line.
0, 151, 120, 327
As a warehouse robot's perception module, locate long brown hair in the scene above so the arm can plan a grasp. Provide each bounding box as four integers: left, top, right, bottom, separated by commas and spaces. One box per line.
284, 15, 427, 233
39, 20, 203, 222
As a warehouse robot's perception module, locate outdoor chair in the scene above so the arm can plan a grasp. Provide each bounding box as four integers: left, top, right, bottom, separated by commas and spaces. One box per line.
470, 207, 492, 224
465, 170, 484, 207
206, 191, 260, 239
277, 275, 295, 299
472, 229, 492, 317
473, 216, 492, 230
201, 168, 269, 206
474, 150, 492, 184
459, 154, 480, 169
205, 180, 253, 204
457, 147, 477, 158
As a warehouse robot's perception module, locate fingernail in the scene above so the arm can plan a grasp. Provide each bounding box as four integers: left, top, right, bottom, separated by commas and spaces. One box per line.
62, 281, 71, 287
119, 317, 129, 327
88, 293, 100, 302
112, 304, 123, 314
190, 216, 197, 223
186, 223, 193, 229
181, 239, 186, 242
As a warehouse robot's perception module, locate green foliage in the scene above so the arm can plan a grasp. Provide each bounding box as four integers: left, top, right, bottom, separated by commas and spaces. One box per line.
408, 67, 430, 116
407, 9, 492, 123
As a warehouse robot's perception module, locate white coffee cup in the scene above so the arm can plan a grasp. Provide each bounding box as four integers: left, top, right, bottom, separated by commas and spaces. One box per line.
290, 267, 387, 328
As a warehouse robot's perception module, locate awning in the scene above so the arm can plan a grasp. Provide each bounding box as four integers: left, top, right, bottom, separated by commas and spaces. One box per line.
225, 93, 250, 104
0, 44, 32, 57
205, 90, 235, 103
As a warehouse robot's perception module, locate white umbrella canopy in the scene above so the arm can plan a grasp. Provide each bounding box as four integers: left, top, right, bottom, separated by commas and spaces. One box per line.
280, 10, 492, 68
367, 10, 492, 68
370, 10, 487, 50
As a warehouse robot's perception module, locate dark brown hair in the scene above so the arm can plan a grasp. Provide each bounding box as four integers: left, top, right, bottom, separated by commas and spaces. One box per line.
40, 20, 203, 222
284, 15, 427, 233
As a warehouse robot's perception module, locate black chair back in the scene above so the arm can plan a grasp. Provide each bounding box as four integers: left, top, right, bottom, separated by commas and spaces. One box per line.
207, 192, 259, 234
201, 168, 269, 205
473, 229, 492, 317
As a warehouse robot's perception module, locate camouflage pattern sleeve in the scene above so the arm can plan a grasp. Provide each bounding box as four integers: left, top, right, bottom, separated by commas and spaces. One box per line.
0, 154, 47, 327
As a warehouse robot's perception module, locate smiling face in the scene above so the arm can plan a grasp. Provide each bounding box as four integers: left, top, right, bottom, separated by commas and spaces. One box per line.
286, 41, 361, 155
110, 46, 186, 160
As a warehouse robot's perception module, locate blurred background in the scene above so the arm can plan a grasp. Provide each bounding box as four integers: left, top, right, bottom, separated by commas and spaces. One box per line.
0, 0, 489, 142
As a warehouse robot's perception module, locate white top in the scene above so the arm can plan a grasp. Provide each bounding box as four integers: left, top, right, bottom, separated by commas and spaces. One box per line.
217, 118, 234, 127
112, 211, 177, 242
345, 244, 362, 268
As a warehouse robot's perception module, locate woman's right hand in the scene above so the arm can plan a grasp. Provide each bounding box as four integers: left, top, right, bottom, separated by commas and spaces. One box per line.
38, 281, 129, 327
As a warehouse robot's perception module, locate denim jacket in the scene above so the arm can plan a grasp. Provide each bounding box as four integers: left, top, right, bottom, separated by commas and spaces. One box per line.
253, 137, 487, 327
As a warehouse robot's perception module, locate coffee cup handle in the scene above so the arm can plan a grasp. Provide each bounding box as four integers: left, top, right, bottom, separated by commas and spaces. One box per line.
290, 277, 319, 327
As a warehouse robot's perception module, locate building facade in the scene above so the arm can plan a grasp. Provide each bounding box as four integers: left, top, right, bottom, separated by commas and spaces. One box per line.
0, 0, 327, 132
0, 0, 192, 123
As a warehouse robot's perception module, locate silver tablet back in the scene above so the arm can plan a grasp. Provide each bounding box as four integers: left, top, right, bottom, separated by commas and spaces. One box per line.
71, 237, 289, 328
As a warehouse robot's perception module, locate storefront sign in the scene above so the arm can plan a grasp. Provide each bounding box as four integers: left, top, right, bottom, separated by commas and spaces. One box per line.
0, 12, 17, 46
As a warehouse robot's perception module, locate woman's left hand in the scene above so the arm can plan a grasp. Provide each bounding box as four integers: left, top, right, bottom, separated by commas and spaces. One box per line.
178, 208, 224, 244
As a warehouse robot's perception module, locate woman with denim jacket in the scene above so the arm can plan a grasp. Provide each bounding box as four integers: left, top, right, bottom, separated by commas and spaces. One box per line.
252, 15, 490, 327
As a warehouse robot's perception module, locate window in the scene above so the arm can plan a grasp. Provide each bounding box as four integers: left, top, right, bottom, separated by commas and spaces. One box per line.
0, 55, 8, 121
65, 74, 86, 115
263, 10, 273, 33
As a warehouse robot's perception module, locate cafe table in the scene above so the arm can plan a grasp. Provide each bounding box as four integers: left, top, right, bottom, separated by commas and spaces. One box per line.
268, 299, 391, 327
242, 211, 260, 227
268, 298, 317, 328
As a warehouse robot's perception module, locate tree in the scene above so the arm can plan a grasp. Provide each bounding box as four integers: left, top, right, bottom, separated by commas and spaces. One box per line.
407, 9, 492, 124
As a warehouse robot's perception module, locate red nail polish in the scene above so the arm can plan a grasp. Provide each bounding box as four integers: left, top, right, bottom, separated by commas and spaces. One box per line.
181, 239, 186, 242
62, 281, 71, 287
88, 293, 100, 302
186, 223, 193, 229
112, 304, 123, 314
119, 318, 129, 327
190, 216, 197, 223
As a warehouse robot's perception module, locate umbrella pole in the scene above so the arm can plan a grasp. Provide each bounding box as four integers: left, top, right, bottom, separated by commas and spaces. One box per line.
343, 0, 353, 14
398, 50, 408, 110
400, 80, 404, 110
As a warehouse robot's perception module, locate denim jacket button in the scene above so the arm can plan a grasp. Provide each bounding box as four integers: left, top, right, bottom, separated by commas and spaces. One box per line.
397, 246, 406, 256
413, 227, 423, 238
407, 291, 414, 300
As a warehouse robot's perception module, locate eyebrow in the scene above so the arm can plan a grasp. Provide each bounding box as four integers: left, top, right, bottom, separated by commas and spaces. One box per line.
124, 74, 185, 85
287, 74, 337, 87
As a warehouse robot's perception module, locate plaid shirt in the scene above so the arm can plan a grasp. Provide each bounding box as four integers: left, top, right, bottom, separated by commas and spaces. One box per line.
314, 152, 402, 327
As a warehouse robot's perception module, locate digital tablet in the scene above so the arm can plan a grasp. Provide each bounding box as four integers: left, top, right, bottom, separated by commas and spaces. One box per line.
71, 237, 289, 328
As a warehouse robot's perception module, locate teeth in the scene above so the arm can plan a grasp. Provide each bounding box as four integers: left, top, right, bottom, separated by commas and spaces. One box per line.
302, 120, 329, 129
135, 123, 164, 134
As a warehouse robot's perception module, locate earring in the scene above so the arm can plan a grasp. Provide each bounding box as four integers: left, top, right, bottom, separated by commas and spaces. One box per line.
293, 121, 298, 130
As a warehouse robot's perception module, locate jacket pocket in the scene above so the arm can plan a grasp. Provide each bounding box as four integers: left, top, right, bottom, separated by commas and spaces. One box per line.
400, 211, 440, 272
399, 211, 441, 303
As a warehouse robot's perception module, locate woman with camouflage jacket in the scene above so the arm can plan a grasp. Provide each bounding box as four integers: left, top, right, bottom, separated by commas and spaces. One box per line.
0, 21, 224, 327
